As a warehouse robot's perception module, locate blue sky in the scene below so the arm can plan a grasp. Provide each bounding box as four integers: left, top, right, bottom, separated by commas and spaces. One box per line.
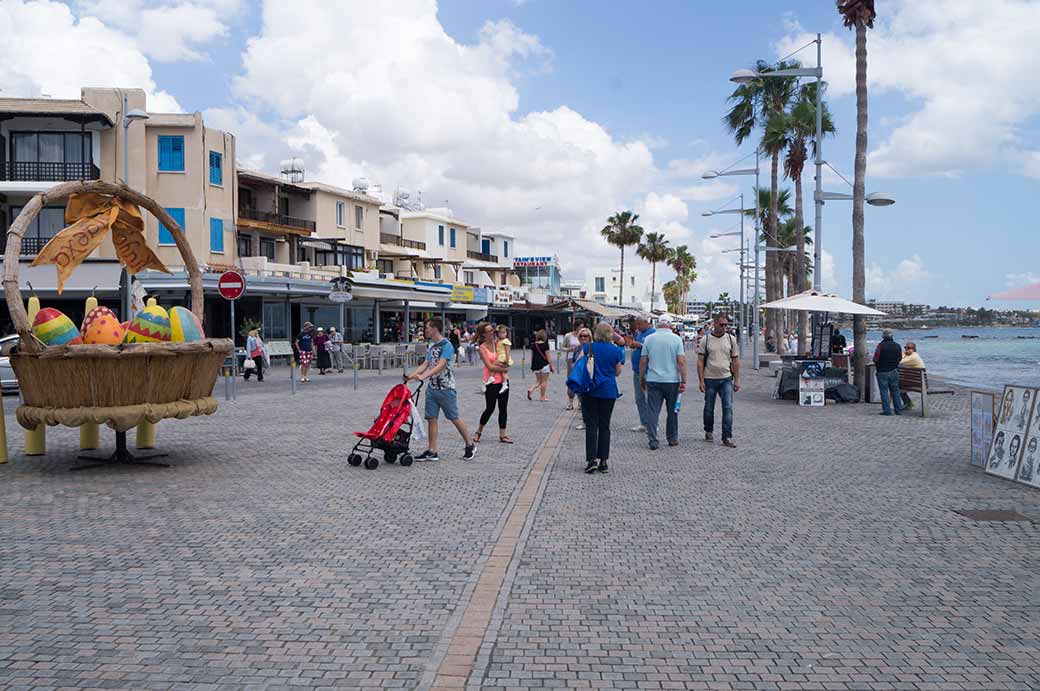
3, 0, 1038, 308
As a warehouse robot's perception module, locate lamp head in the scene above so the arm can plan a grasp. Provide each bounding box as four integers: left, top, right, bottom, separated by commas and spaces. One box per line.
701, 211, 713, 217
729, 68, 759, 84
866, 192, 895, 207
124, 108, 149, 124
701, 170, 719, 179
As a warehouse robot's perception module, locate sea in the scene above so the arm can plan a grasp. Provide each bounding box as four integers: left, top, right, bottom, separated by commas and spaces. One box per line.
858, 327, 1040, 391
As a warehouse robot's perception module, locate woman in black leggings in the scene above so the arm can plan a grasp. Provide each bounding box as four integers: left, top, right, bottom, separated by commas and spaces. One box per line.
473, 322, 512, 443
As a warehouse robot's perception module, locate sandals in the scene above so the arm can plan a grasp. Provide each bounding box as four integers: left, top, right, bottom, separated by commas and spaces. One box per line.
527, 390, 532, 401
499, 435, 514, 444
473, 431, 482, 443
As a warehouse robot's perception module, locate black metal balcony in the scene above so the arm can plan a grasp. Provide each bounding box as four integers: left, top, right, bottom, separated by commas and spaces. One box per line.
0, 236, 50, 256
380, 233, 427, 250
0, 161, 100, 182
467, 250, 499, 263
239, 207, 316, 232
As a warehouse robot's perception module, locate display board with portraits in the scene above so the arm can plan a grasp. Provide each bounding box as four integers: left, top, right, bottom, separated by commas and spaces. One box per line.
985, 385, 1040, 488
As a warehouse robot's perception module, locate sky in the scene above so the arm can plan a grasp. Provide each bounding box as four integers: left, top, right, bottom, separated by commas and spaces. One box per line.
1, 0, 1037, 308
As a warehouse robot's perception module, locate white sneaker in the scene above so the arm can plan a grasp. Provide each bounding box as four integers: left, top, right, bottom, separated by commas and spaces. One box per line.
575, 423, 585, 430
630, 425, 646, 432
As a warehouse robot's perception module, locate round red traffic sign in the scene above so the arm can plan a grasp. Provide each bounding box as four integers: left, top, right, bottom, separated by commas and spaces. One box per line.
217, 270, 246, 300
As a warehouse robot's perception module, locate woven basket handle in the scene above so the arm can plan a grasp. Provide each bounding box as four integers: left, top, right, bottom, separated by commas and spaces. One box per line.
2, 180, 205, 354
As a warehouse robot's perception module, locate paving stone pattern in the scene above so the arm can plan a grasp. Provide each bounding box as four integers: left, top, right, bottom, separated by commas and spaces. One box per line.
2, 356, 1039, 690
481, 370, 1040, 690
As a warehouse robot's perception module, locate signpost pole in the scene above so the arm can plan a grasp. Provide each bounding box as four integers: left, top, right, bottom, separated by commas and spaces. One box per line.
230, 298, 237, 401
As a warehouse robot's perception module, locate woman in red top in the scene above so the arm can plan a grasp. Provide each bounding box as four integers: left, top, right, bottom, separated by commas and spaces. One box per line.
473, 321, 512, 443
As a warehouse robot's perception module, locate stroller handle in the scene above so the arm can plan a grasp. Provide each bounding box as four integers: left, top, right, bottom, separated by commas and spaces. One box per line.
401, 376, 425, 399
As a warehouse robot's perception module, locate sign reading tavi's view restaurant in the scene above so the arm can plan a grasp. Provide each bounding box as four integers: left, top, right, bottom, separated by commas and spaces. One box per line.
511, 256, 552, 267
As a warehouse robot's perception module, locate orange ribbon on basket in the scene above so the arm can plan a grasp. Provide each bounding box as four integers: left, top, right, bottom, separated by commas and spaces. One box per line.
31, 193, 170, 293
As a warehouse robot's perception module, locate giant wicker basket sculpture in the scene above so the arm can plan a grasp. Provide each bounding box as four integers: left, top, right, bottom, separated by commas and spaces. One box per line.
3, 181, 233, 433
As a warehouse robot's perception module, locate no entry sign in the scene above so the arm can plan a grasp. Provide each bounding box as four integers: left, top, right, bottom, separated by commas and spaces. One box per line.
218, 270, 246, 301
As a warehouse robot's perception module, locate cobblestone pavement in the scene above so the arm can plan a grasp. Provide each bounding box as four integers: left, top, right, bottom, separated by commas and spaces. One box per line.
2, 356, 1039, 690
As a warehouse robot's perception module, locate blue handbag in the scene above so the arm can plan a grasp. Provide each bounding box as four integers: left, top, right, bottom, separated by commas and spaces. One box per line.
566, 346, 596, 395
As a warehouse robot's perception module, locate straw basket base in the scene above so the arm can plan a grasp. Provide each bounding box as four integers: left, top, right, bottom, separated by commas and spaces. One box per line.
17, 397, 219, 433
73, 431, 170, 471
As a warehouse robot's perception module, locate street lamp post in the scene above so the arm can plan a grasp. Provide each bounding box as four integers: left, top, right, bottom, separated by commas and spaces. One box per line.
120, 94, 149, 320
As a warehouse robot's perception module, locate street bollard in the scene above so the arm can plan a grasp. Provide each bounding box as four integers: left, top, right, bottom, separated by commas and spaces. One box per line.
290, 359, 297, 395
354, 361, 359, 391
136, 421, 156, 449
79, 423, 99, 450
521, 349, 526, 380
223, 366, 231, 401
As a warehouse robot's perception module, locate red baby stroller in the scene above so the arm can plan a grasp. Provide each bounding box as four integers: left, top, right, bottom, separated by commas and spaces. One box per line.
348, 381, 424, 470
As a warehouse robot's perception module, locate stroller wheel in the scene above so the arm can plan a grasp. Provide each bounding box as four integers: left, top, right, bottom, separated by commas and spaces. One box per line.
399, 453, 414, 467
348, 453, 363, 467
385, 451, 398, 464
364, 457, 379, 470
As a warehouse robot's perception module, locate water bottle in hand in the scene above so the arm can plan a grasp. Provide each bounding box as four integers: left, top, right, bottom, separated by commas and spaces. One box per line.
674, 393, 682, 414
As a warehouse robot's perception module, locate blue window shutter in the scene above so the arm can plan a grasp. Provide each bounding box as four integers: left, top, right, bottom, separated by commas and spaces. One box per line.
210, 217, 224, 252
504, 240, 509, 257
158, 136, 185, 172
438, 225, 444, 245
209, 151, 222, 185
450, 227, 456, 248
482, 239, 490, 255
159, 207, 184, 245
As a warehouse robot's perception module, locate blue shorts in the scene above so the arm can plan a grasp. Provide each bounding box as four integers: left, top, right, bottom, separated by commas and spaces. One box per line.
425, 387, 459, 421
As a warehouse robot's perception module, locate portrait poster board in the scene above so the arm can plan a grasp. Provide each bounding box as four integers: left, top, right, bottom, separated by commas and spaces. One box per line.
970, 391, 994, 467
985, 385, 1038, 482
798, 360, 826, 407
810, 321, 832, 359
1014, 391, 1040, 489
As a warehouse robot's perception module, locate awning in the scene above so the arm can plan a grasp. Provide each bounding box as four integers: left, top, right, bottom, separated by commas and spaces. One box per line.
378, 243, 435, 260
11, 260, 122, 297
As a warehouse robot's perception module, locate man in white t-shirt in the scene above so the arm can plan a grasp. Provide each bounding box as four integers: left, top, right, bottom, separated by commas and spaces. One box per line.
696, 313, 740, 448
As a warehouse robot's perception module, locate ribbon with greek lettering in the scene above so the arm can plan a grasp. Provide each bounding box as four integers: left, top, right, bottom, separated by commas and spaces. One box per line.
31, 193, 170, 293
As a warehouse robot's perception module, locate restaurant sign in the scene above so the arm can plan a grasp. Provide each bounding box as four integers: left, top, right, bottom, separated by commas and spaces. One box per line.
512, 256, 553, 268
451, 284, 475, 303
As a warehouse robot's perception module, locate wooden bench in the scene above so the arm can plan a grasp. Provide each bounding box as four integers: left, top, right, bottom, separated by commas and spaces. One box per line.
898, 366, 954, 417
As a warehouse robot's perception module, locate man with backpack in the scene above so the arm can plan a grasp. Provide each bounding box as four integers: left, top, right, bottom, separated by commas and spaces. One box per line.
697, 313, 740, 448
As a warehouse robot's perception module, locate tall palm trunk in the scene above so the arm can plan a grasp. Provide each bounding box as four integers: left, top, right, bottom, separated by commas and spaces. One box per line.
768, 151, 784, 353
852, 20, 868, 397
793, 170, 808, 354
618, 248, 625, 305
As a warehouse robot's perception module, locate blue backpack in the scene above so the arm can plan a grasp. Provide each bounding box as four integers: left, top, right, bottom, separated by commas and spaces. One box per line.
566, 345, 596, 395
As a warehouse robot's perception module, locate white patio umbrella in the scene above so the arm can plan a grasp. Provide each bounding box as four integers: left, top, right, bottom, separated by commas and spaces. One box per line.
760, 289, 886, 315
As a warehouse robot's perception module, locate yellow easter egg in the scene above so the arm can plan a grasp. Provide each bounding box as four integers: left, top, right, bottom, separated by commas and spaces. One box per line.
123, 304, 171, 344
81, 306, 125, 345
168, 306, 205, 343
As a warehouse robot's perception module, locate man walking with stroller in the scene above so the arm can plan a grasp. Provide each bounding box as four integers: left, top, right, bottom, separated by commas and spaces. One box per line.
405, 318, 477, 462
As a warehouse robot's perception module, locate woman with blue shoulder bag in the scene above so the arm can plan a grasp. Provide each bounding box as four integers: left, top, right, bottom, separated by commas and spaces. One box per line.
567, 323, 624, 474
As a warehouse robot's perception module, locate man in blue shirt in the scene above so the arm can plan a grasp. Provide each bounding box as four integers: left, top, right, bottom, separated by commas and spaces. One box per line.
625, 317, 655, 433
639, 315, 687, 450
405, 318, 476, 461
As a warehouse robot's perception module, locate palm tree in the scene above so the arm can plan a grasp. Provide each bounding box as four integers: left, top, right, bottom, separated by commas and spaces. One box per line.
768, 84, 835, 353
662, 280, 682, 314
601, 211, 644, 306
838, 0, 876, 397
637, 232, 673, 311
725, 61, 800, 352
668, 244, 697, 313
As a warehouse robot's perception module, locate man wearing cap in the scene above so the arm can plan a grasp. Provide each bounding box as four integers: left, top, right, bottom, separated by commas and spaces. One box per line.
639, 315, 687, 450
873, 328, 904, 415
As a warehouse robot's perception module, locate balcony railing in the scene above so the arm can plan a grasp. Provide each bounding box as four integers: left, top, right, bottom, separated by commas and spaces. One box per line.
0, 161, 100, 182
0, 236, 50, 256
238, 207, 316, 232
380, 233, 427, 251
467, 250, 499, 263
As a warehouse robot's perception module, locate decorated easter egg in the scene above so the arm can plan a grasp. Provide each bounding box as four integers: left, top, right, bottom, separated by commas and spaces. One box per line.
32, 308, 82, 346
81, 306, 125, 345
168, 306, 205, 343
123, 304, 171, 343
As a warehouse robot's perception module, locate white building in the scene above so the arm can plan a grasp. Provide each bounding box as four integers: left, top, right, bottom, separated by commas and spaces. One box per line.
583, 266, 663, 311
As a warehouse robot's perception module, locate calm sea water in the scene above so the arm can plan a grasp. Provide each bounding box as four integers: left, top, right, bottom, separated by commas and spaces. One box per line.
855, 327, 1040, 390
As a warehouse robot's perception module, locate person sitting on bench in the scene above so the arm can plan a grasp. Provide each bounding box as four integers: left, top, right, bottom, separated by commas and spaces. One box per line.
899, 341, 925, 409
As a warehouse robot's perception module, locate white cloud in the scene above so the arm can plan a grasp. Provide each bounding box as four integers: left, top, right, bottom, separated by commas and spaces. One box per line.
230, 0, 658, 274
777, 1, 1040, 179
77, 0, 241, 62
0, 0, 180, 110
866, 254, 931, 294
1005, 271, 1040, 287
